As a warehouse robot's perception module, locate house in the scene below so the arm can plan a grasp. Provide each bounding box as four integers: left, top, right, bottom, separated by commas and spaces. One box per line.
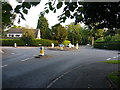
6, 28, 41, 39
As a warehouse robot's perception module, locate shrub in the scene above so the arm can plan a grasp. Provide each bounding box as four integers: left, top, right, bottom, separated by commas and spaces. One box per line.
62, 40, 71, 46
104, 35, 112, 42
31, 39, 59, 46
1, 39, 25, 46
111, 34, 120, 41
1, 39, 59, 46
95, 37, 105, 43
94, 41, 120, 50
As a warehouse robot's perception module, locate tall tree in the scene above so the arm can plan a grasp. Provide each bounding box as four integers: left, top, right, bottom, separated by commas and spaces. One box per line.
37, 14, 49, 39
52, 24, 68, 43
44, 2, 120, 30
4, 1, 120, 30
66, 22, 82, 44
2, 2, 16, 29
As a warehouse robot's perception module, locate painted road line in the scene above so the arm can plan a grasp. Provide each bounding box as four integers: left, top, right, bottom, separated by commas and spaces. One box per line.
30, 57, 34, 59
11, 53, 15, 54
113, 57, 117, 58
1, 65, 8, 68
106, 58, 111, 60
116, 55, 120, 57
21, 58, 30, 62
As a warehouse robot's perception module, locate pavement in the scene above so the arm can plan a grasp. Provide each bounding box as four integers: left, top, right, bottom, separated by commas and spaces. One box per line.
1, 46, 119, 88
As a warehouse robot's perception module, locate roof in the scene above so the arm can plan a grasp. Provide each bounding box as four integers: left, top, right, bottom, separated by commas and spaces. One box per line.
8, 28, 23, 33
7, 28, 40, 38
8, 28, 39, 33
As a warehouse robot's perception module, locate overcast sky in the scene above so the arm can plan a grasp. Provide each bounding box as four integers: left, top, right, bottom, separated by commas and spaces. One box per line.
8, 0, 84, 29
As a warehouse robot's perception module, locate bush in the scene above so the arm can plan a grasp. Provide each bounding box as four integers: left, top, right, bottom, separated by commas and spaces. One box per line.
31, 39, 59, 46
95, 37, 105, 43
62, 40, 71, 46
104, 35, 112, 42
1, 39, 59, 46
94, 41, 120, 50
111, 34, 120, 41
1, 39, 25, 46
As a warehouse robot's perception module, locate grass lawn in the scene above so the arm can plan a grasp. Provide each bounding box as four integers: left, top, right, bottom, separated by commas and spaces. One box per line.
102, 60, 120, 64
107, 71, 120, 88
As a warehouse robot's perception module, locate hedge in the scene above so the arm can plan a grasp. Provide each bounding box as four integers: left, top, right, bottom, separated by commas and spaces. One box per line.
62, 40, 71, 46
31, 39, 59, 46
1, 39, 25, 46
0, 39, 59, 46
94, 41, 120, 50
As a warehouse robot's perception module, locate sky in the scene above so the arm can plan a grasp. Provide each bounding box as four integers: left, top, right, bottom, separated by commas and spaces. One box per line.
8, 0, 84, 29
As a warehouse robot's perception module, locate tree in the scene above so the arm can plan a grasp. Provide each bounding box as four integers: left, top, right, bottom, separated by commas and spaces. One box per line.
4, 1, 120, 30
2, 2, 16, 29
51, 24, 68, 43
44, 2, 120, 30
66, 22, 82, 44
37, 14, 49, 39
45, 28, 52, 39
21, 28, 35, 45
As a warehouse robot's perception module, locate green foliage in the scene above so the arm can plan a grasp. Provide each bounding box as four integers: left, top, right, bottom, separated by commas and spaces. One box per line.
66, 22, 90, 45
43, 2, 120, 29
1, 39, 59, 46
62, 40, 71, 46
104, 35, 112, 42
94, 41, 120, 50
95, 37, 105, 43
52, 24, 68, 43
111, 34, 120, 41
2, 2, 16, 29
21, 28, 35, 45
37, 14, 49, 39
107, 71, 120, 88
1, 39, 25, 46
102, 60, 120, 64
57, 2, 63, 9
95, 34, 120, 43
31, 39, 58, 46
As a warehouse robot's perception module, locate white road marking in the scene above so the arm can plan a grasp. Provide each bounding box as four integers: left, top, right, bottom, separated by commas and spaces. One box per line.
1, 65, 8, 68
113, 57, 116, 58
21, 58, 29, 61
11, 53, 15, 54
116, 55, 120, 57
106, 58, 111, 60
30, 57, 34, 59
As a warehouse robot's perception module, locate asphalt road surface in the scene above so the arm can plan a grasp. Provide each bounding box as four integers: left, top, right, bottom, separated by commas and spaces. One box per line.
1, 46, 119, 88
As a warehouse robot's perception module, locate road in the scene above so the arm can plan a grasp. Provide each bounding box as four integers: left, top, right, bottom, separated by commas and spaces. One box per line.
1, 46, 119, 88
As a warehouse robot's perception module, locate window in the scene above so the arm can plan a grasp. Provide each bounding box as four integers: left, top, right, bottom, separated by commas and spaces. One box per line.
16, 35, 20, 37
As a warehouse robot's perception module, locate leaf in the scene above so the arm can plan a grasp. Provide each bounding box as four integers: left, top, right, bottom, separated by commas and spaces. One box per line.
20, 12, 25, 20
23, 9, 28, 14
70, 15, 74, 19
18, 18, 20, 23
64, 6, 68, 11
45, 9, 49, 13
65, 10, 70, 17
30, 2, 40, 6
22, 2, 31, 9
57, 2, 63, 9
54, 9, 56, 13
15, 5, 21, 13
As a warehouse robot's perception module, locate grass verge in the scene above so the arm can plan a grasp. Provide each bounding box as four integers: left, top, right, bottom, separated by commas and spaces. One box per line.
102, 60, 120, 64
107, 71, 120, 88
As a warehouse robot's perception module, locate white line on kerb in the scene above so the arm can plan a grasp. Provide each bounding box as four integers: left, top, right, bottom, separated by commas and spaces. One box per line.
106, 58, 111, 60
1, 65, 8, 68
